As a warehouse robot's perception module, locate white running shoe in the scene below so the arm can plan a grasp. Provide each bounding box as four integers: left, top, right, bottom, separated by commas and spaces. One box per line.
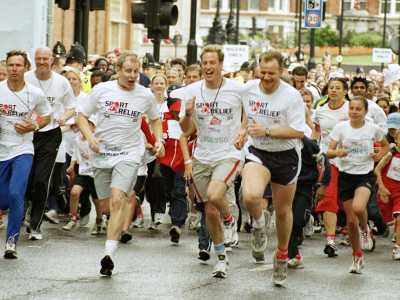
223, 217, 236, 248
63, 220, 78, 231
79, 214, 90, 227
349, 255, 364, 274
132, 217, 144, 228
360, 227, 374, 251
392, 245, 400, 260
154, 213, 163, 226
272, 255, 288, 286
212, 254, 228, 278
4, 239, 17, 259
29, 230, 43, 241
44, 209, 60, 224
251, 227, 267, 263
303, 215, 314, 238
288, 254, 304, 269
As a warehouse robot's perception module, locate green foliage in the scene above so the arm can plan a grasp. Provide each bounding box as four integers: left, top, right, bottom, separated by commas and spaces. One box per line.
308, 25, 338, 47
345, 31, 383, 48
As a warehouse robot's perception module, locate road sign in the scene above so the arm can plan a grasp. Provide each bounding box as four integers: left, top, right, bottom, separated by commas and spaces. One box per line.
372, 48, 393, 64
223, 45, 249, 72
304, 0, 323, 28
336, 55, 343, 63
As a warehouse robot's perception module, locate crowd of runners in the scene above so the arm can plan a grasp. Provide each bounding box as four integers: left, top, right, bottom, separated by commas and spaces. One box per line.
0, 43, 400, 286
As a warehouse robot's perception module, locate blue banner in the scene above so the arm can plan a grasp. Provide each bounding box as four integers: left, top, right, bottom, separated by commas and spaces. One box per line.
304, 0, 323, 28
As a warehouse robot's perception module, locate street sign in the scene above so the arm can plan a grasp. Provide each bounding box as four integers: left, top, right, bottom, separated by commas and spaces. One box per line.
372, 48, 393, 64
304, 0, 323, 28
336, 55, 343, 63
223, 45, 249, 72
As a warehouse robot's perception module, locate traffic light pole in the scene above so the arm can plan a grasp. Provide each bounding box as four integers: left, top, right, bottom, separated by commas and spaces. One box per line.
82, 0, 90, 55
187, 0, 198, 65
297, 0, 302, 62
338, 0, 344, 67
74, 0, 83, 45
153, 35, 161, 62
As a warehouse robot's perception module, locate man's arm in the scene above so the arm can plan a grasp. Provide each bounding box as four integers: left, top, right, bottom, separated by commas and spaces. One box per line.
77, 113, 99, 153
149, 117, 165, 158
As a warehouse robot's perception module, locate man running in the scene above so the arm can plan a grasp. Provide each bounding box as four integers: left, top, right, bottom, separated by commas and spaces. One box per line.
77, 52, 164, 276
241, 51, 306, 286
0, 50, 51, 258
180, 45, 246, 278
25, 47, 75, 240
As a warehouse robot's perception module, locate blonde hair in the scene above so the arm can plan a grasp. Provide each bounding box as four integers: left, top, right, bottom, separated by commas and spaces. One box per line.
116, 52, 140, 69
200, 45, 224, 62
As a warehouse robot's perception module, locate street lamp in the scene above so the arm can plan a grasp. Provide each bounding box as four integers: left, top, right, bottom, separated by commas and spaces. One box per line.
297, 0, 303, 62
207, 0, 226, 45
235, 0, 240, 44
226, 0, 236, 44
338, 0, 345, 67
382, 0, 388, 70
187, 0, 197, 65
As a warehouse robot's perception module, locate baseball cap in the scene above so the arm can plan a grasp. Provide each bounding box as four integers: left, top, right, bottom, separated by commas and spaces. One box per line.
387, 112, 400, 129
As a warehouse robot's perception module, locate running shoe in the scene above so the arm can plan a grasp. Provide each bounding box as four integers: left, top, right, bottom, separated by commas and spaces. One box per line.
169, 225, 181, 244
231, 230, 239, 248
90, 223, 103, 235
148, 221, 158, 230
29, 230, 43, 241
4, 240, 17, 259
223, 217, 236, 248
198, 249, 211, 263
79, 214, 90, 227
288, 254, 304, 269
323, 239, 338, 257
303, 215, 314, 238
62, 220, 78, 231
251, 226, 267, 263
212, 254, 228, 278
154, 213, 163, 226
392, 245, 400, 260
132, 217, 144, 228
120, 231, 133, 244
272, 255, 288, 286
44, 209, 60, 224
100, 255, 114, 276
188, 213, 200, 230
349, 255, 364, 274
360, 227, 375, 252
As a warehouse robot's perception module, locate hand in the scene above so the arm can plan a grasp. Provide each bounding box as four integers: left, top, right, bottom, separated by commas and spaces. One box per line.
315, 185, 326, 202
88, 137, 101, 153
247, 119, 268, 137
154, 141, 165, 158
335, 148, 348, 158
184, 162, 193, 182
146, 143, 156, 155
66, 165, 75, 175
14, 119, 35, 134
57, 117, 66, 126
185, 97, 196, 117
369, 152, 383, 162
234, 128, 247, 150
378, 185, 391, 203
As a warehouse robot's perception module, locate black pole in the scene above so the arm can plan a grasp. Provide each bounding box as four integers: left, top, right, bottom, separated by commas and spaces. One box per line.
153, 37, 161, 62
308, 28, 316, 69
235, 0, 240, 44
338, 0, 345, 67
152, 0, 161, 62
74, 0, 83, 44
398, 24, 400, 65
297, 0, 303, 62
187, 0, 198, 65
381, 0, 388, 71
82, 0, 90, 55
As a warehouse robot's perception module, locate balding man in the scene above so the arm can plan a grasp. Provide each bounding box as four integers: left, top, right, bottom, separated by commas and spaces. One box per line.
25, 47, 75, 240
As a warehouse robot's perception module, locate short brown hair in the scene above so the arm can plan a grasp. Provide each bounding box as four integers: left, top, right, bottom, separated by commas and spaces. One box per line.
200, 45, 224, 63
185, 64, 202, 77
6, 50, 30, 67
116, 52, 139, 69
259, 51, 284, 68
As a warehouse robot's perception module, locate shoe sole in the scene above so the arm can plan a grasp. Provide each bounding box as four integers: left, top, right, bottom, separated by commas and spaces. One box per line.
120, 233, 133, 244
4, 251, 17, 259
100, 256, 114, 276
252, 250, 265, 263
44, 214, 60, 225
212, 271, 226, 278
272, 278, 286, 287
324, 245, 337, 257
169, 228, 180, 244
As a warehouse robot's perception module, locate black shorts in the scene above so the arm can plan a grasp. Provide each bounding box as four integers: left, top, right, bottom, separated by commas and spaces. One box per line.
247, 146, 301, 185
338, 171, 375, 202
74, 164, 98, 199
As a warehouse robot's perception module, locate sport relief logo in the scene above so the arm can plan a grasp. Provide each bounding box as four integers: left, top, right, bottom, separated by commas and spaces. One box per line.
196, 102, 232, 116
0, 103, 26, 117
249, 99, 281, 120
104, 100, 141, 121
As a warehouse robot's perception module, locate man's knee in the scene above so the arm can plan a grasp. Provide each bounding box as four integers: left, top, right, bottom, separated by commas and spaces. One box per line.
205, 203, 220, 220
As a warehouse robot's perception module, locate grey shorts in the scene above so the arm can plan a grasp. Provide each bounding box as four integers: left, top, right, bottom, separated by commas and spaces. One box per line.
94, 161, 139, 199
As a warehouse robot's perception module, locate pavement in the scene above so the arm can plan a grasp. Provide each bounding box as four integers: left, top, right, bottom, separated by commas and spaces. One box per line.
0, 215, 399, 300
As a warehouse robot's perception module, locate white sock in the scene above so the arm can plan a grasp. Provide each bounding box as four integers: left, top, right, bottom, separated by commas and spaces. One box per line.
253, 215, 265, 229
104, 240, 119, 257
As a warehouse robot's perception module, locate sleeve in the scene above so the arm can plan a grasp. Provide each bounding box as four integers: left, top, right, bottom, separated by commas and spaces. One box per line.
76, 84, 100, 117
145, 93, 160, 121
33, 92, 52, 117
374, 124, 386, 141
329, 123, 342, 142
141, 117, 156, 145
62, 79, 76, 109
371, 103, 387, 129
319, 153, 331, 186
287, 90, 306, 132
313, 107, 320, 125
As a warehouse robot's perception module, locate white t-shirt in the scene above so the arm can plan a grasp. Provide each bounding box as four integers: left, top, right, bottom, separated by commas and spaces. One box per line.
63, 92, 86, 156
0, 81, 51, 161
366, 99, 387, 129
313, 101, 349, 167
71, 135, 95, 177
77, 80, 159, 168
242, 79, 305, 152
179, 78, 244, 163
25, 70, 75, 132
329, 120, 386, 174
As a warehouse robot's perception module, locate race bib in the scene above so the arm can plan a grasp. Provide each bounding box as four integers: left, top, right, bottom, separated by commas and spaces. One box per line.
0, 117, 24, 144
387, 157, 400, 181
79, 160, 95, 177
343, 139, 373, 164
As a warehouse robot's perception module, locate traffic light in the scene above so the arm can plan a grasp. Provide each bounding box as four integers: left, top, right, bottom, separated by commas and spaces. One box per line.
55, 0, 70, 10
90, 0, 106, 11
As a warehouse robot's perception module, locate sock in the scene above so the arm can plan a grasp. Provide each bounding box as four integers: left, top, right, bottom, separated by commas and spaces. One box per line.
214, 243, 225, 256
105, 240, 119, 258
353, 249, 363, 257
71, 214, 78, 222
96, 217, 102, 225
253, 215, 265, 229
276, 247, 288, 261
224, 214, 234, 224
326, 234, 335, 242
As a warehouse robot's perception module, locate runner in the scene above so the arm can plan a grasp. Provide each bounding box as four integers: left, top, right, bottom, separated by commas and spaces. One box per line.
328, 96, 389, 274
179, 45, 246, 278
241, 51, 305, 286
0, 50, 51, 258
76, 52, 164, 276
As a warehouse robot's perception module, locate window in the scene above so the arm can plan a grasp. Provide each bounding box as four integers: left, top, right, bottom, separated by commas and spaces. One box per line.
249, 0, 260, 10
201, 0, 210, 9
380, 0, 390, 13
396, 0, 400, 13
343, 0, 352, 11
111, 22, 120, 49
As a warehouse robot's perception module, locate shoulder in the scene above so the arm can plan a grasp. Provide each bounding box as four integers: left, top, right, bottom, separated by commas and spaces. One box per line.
26, 82, 45, 98
242, 79, 259, 93
279, 80, 303, 102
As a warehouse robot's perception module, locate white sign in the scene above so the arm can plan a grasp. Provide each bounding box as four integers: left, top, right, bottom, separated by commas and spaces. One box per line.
223, 45, 249, 72
384, 64, 400, 87
336, 55, 343, 63
372, 48, 393, 64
